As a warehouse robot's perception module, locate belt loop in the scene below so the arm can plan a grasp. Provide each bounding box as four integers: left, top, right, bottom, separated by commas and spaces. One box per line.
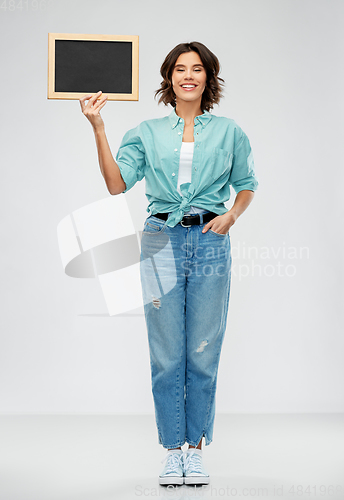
199, 213, 204, 225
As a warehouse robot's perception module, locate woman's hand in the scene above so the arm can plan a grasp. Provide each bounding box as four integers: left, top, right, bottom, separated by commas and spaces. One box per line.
202, 191, 255, 234
202, 211, 237, 235
79, 90, 108, 131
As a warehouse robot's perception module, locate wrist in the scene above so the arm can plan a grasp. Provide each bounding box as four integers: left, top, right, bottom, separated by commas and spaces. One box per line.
93, 125, 105, 136
225, 209, 239, 221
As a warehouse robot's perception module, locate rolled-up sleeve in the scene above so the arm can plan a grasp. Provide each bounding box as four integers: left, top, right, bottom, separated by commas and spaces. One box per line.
115, 125, 146, 193
229, 131, 259, 193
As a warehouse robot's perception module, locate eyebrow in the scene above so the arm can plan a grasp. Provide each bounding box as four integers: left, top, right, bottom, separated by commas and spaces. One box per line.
174, 63, 204, 68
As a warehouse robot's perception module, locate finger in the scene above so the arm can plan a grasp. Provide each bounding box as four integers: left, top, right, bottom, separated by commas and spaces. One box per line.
80, 93, 93, 100
92, 95, 108, 112
97, 99, 108, 112
79, 93, 95, 113
202, 222, 216, 233
85, 91, 103, 109
99, 95, 108, 104
202, 216, 220, 233
79, 95, 90, 111
79, 94, 93, 105
91, 91, 103, 102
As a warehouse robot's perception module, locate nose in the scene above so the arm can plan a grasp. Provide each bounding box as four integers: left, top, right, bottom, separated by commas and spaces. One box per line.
185, 68, 193, 79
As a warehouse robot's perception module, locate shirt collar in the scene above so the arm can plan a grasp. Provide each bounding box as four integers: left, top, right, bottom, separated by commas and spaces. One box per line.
168, 107, 213, 129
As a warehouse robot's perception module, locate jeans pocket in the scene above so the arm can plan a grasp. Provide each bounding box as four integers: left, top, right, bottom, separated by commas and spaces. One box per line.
209, 228, 228, 237
143, 216, 167, 234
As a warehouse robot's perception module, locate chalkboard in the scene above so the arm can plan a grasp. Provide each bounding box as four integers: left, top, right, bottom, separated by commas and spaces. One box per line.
48, 33, 139, 100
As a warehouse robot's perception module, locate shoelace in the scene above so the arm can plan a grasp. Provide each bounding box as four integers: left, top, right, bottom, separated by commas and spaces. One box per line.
161, 451, 184, 474
183, 450, 203, 473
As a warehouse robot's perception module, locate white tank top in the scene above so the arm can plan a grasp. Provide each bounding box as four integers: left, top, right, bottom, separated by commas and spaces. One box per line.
177, 142, 208, 215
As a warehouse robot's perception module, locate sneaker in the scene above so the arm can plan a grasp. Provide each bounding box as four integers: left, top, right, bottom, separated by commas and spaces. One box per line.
159, 449, 184, 485
183, 449, 210, 485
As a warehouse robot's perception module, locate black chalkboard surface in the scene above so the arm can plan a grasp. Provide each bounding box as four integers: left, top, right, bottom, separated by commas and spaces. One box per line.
48, 33, 139, 100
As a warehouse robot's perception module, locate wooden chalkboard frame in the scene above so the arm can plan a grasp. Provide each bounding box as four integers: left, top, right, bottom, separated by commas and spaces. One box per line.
47, 33, 139, 100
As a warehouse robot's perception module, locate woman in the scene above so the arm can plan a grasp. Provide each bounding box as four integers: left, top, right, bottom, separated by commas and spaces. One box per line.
79, 41, 258, 486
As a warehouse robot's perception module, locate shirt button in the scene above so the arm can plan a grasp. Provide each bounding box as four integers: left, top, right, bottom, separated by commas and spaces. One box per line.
178, 132, 181, 135
172, 172, 175, 176
174, 148, 178, 151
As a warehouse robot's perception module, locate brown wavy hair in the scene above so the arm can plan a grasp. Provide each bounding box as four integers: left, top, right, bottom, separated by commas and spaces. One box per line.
154, 41, 225, 112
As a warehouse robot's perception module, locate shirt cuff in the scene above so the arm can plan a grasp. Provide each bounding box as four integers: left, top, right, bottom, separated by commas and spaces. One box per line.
117, 162, 136, 193
231, 178, 259, 194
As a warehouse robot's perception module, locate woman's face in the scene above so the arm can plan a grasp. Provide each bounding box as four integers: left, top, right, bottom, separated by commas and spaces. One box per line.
171, 51, 207, 106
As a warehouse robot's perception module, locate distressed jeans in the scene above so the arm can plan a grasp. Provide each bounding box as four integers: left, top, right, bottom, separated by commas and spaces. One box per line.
139, 212, 232, 449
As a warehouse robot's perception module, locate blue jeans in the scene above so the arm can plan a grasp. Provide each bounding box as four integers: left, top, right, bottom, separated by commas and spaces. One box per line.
139, 213, 232, 449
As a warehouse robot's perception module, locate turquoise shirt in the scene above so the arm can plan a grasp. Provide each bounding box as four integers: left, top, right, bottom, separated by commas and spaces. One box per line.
115, 107, 259, 228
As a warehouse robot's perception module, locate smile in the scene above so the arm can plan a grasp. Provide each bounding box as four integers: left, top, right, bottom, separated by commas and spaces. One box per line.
180, 84, 197, 91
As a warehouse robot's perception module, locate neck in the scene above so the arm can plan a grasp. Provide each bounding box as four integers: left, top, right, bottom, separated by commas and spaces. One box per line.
175, 98, 203, 126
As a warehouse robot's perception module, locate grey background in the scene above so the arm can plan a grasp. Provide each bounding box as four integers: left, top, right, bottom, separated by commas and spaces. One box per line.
0, 0, 343, 414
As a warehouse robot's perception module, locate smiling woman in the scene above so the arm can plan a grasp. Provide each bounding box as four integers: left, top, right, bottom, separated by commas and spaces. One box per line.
79, 39, 258, 488
172, 52, 207, 109
154, 41, 224, 112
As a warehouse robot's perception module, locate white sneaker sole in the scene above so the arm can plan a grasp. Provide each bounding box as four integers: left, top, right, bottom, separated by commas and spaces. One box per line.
184, 475, 210, 485
159, 476, 184, 486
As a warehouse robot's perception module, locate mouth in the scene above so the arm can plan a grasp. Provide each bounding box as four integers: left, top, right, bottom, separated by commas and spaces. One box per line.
180, 84, 198, 91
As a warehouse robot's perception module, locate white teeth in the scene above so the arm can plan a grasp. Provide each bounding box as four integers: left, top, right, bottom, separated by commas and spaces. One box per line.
182, 85, 196, 88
